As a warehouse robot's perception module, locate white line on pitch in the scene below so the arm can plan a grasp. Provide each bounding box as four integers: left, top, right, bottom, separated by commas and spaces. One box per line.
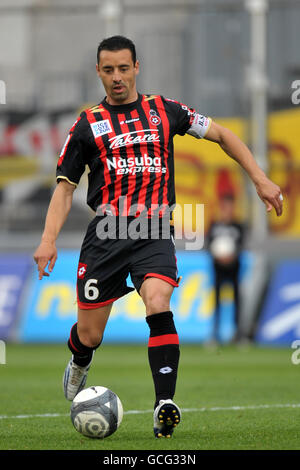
1, 403, 300, 420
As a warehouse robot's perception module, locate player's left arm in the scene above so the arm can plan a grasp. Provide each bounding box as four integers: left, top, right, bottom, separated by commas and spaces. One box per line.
204, 121, 283, 217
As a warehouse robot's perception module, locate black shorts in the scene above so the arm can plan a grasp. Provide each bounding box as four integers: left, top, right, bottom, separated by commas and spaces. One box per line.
76, 216, 180, 309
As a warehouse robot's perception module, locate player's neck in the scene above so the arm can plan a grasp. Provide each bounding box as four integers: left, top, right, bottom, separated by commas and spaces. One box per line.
106, 91, 139, 106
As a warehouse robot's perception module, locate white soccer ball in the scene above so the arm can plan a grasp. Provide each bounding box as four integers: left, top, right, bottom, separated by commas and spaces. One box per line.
210, 236, 236, 258
70, 386, 123, 439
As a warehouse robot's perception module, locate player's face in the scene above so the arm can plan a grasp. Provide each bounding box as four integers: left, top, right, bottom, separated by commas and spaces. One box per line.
96, 49, 139, 105
219, 198, 235, 222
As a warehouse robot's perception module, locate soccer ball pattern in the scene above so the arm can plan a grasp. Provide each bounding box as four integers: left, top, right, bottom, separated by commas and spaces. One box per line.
70, 386, 123, 439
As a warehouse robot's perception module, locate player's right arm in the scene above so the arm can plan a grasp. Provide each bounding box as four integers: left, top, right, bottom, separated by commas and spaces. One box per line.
33, 180, 75, 280
34, 113, 87, 279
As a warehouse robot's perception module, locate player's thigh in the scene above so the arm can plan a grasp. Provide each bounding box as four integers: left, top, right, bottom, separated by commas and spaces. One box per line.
131, 237, 178, 315
140, 277, 174, 316
77, 303, 113, 346
77, 222, 133, 308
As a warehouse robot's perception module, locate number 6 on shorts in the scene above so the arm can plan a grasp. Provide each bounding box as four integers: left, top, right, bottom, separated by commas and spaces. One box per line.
84, 279, 99, 300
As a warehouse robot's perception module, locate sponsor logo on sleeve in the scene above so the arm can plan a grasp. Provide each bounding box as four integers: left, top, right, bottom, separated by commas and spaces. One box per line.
90, 119, 112, 138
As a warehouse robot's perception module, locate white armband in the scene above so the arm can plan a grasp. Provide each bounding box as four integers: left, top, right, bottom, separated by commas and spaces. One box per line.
187, 113, 212, 139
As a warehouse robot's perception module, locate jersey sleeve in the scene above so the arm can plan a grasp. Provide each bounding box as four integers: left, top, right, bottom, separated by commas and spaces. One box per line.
56, 113, 87, 187
164, 97, 212, 139
187, 112, 212, 139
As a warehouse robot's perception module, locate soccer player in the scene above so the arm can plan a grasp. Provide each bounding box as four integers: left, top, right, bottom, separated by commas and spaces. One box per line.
207, 193, 246, 344
33, 35, 283, 438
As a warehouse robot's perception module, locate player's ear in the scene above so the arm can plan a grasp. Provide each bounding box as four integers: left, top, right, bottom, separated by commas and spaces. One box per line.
134, 60, 140, 76
96, 63, 100, 77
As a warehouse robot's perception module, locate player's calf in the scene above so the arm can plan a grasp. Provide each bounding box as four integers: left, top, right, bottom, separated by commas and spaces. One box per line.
146, 311, 180, 408
68, 322, 101, 366
146, 310, 181, 437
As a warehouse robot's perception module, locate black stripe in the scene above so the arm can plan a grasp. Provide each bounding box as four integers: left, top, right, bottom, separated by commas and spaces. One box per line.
135, 100, 156, 210
166, 139, 175, 209
157, 99, 176, 210
109, 113, 124, 210
149, 97, 167, 209
85, 111, 108, 211
128, 105, 146, 209
120, 110, 139, 206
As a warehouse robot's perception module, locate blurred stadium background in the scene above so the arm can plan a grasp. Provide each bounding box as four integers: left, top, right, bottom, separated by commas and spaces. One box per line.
0, 0, 300, 347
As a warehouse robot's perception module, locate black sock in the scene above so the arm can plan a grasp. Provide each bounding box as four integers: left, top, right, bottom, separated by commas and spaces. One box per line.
68, 322, 101, 367
146, 311, 180, 409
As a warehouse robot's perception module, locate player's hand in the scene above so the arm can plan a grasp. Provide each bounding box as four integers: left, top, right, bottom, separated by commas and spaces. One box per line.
254, 176, 283, 217
33, 241, 57, 280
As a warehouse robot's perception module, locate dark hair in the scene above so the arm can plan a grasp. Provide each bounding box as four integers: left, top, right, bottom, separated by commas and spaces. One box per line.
97, 35, 137, 65
220, 193, 235, 202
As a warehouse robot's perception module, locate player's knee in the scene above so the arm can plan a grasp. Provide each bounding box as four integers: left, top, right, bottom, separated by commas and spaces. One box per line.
77, 326, 103, 349
143, 291, 171, 315
140, 277, 173, 314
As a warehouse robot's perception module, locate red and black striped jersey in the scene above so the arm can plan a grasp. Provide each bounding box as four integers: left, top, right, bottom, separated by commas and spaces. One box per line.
56, 93, 211, 217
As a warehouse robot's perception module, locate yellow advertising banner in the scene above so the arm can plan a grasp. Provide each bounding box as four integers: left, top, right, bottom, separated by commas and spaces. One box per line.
268, 108, 300, 236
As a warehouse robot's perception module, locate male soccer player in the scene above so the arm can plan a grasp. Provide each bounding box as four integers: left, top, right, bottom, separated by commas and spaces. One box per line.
34, 36, 283, 438
207, 193, 246, 343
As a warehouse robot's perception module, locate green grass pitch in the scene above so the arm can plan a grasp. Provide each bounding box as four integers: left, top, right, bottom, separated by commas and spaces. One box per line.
0, 343, 300, 450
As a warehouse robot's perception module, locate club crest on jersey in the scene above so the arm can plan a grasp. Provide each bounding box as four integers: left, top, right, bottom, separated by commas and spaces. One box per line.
90, 119, 112, 138
149, 109, 161, 126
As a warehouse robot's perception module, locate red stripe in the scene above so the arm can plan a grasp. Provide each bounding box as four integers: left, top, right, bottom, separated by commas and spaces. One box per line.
109, 113, 126, 212
148, 333, 179, 347
144, 272, 179, 287
159, 97, 170, 210
57, 116, 82, 167
77, 297, 119, 310
69, 322, 80, 353
123, 108, 140, 215
150, 96, 169, 216
85, 109, 112, 210
138, 97, 157, 213
57, 134, 71, 167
